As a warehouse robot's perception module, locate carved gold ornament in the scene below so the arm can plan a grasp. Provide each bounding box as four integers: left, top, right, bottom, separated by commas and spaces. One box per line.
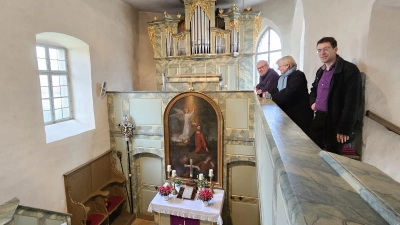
177, 13, 181, 19
253, 15, 262, 51
230, 20, 239, 31
148, 26, 155, 56
165, 26, 174, 35
189, 1, 211, 21
215, 32, 225, 38
218, 9, 224, 14
177, 33, 186, 41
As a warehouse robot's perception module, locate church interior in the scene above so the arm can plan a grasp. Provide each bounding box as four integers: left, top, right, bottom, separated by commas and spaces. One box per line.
1, 0, 400, 225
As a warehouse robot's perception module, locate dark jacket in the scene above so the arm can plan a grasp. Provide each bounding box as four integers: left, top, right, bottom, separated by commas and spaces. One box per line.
271, 70, 313, 135
256, 68, 279, 95
310, 55, 362, 145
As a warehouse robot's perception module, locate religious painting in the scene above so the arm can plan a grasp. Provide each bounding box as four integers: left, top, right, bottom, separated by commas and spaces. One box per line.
164, 91, 223, 188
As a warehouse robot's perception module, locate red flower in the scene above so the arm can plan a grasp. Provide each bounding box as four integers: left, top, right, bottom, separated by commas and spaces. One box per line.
158, 185, 172, 196
198, 189, 213, 202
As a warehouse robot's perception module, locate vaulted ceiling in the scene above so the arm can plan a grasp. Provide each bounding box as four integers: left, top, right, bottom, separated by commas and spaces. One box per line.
122, 0, 267, 14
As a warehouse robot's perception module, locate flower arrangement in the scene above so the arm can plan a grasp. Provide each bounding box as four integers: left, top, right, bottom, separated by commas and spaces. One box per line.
196, 178, 208, 188
198, 188, 213, 202
174, 178, 183, 187
158, 185, 172, 196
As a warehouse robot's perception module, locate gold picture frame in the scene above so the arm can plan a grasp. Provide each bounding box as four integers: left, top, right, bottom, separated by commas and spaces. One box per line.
164, 91, 223, 188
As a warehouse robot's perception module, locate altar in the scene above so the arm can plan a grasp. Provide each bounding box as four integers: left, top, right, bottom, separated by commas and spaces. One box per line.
148, 188, 225, 225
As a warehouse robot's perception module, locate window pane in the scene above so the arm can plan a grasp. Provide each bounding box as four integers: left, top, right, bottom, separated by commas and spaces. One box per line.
52, 76, 60, 86
62, 97, 69, 107
257, 53, 269, 64
50, 59, 59, 70
61, 86, 69, 97
39, 75, 48, 86
63, 108, 70, 118
53, 87, 61, 97
58, 61, 66, 71
57, 49, 66, 60
54, 98, 62, 109
41, 87, 50, 98
36, 46, 46, 58
54, 109, 62, 120
49, 48, 58, 59
270, 30, 281, 51
269, 52, 282, 70
43, 110, 52, 123
60, 75, 67, 85
38, 59, 47, 70
42, 99, 51, 110
257, 30, 269, 53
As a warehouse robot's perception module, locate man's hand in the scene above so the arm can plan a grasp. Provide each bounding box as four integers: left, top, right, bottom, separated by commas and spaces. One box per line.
336, 134, 349, 143
311, 103, 316, 111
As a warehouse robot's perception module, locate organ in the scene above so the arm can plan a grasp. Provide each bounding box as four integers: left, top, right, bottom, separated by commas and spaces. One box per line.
147, 0, 262, 91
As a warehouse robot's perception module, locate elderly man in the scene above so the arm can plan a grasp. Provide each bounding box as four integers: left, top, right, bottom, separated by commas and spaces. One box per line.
255, 60, 279, 97
309, 37, 362, 154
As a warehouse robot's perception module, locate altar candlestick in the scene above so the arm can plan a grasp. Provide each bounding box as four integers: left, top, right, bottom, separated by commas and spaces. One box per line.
167, 165, 171, 172
172, 170, 176, 177
199, 173, 204, 180
190, 159, 193, 178
209, 169, 213, 177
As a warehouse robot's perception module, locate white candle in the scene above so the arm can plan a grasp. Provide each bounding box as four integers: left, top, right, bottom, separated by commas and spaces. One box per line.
209, 169, 213, 177
167, 165, 171, 172
171, 170, 176, 177
199, 173, 204, 180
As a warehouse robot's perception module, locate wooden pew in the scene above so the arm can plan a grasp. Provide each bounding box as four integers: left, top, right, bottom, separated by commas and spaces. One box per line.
63, 150, 130, 225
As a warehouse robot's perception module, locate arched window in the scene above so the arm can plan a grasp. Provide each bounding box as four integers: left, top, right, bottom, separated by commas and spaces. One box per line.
36, 32, 95, 143
256, 28, 282, 70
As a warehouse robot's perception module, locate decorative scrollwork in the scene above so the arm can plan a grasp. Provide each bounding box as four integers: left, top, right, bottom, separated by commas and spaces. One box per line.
189, 1, 211, 20
148, 26, 155, 56
215, 32, 225, 38
177, 33, 186, 41
253, 15, 262, 51
165, 26, 174, 35
228, 3, 240, 13
230, 20, 239, 31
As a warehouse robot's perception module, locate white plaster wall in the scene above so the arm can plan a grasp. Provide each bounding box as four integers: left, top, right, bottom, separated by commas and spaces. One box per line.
253, 0, 296, 57
300, 0, 375, 84
363, 2, 400, 182
0, 0, 138, 212
137, 11, 164, 90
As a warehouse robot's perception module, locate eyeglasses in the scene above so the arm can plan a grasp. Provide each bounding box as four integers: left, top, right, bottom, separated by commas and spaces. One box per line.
257, 65, 266, 70
316, 46, 331, 53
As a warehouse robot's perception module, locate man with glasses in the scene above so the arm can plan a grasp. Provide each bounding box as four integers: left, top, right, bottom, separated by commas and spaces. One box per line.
309, 37, 362, 155
255, 60, 279, 97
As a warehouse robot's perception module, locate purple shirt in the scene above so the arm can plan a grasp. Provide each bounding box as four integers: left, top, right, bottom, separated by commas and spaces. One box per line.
315, 63, 336, 112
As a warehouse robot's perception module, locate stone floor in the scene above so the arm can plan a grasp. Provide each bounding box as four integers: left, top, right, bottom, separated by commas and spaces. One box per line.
131, 218, 154, 225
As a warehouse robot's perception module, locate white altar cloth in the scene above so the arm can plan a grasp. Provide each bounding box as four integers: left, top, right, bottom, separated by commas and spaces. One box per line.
148, 188, 224, 225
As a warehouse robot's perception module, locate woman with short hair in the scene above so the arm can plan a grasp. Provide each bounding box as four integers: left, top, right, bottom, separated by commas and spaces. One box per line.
270, 56, 313, 136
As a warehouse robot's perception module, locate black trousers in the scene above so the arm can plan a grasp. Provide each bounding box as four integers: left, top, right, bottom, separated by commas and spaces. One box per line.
309, 111, 343, 155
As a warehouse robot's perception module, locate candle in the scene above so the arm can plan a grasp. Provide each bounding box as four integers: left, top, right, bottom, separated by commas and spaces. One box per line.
167, 165, 171, 172
199, 173, 204, 180
172, 170, 176, 177
209, 169, 213, 177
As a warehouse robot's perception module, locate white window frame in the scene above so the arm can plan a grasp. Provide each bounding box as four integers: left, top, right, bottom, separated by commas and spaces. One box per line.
256, 28, 282, 63
36, 43, 73, 125
254, 28, 282, 86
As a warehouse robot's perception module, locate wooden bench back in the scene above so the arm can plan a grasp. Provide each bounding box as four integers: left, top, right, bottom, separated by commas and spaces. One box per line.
64, 150, 114, 202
